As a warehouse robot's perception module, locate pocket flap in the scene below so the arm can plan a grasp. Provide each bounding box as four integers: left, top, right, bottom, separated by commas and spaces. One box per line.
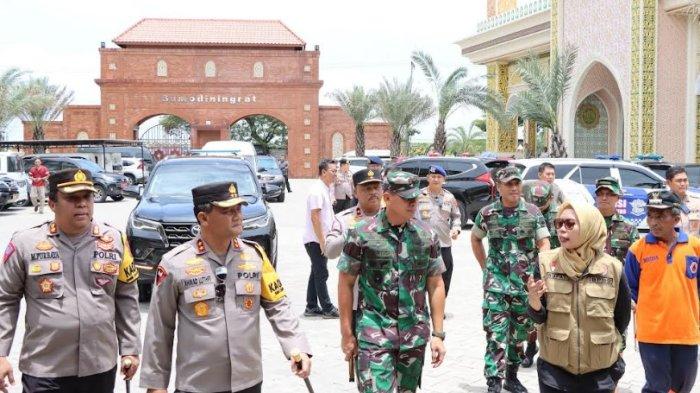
91, 261, 120, 276
590, 331, 616, 344
27, 260, 63, 276
585, 284, 615, 299
546, 328, 570, 341
184, 284, 216, 303
235, 280, 261, 296
546, 279, 573, 294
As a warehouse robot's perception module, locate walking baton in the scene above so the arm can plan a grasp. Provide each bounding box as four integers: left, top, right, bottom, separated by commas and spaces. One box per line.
291, 349, 315, 393
349, 356, 355, 383
123, 357, 132, 393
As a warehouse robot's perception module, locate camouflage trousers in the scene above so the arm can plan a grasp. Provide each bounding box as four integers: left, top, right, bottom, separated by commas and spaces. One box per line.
356, 345, 425, 393
482, 291, 532, 379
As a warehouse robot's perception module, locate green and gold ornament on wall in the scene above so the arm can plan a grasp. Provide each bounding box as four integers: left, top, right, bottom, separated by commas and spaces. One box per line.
577, 103, 600, 129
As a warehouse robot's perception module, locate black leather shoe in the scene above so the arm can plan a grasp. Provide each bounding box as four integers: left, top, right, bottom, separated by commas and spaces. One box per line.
521, 342, 539, 368
503, 365, 528, 393
486, 377, 502, 393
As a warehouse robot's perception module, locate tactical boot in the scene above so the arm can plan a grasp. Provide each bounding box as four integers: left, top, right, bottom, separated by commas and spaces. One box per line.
503, 365, 528, 393
521, 341, 538, 368
486, 377, 502, 393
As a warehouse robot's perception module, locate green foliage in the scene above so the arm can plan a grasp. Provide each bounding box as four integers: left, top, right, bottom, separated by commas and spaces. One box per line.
17, 77, 74, 152
0, 68, 27, 141
507, 46, 577, 157
411, 50, 504, 154
230, 115, 288, 149
446, 122, 487, 155
329, 86, 375, 157
159, 115, 190, 133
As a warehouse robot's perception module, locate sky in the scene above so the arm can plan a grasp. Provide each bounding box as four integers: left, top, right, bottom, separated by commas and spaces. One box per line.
0, 0, 489, 142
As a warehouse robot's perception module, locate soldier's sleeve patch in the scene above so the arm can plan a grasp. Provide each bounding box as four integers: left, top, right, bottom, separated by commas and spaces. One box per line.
2, 242, 16, 264
117, 233, 138, 283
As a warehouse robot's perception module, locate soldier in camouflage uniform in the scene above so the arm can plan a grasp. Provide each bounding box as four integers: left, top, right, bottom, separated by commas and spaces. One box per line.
338, 171, 447, 393
595, 177, 639, 264
470, 167, 550, 393
521, 180, 559, 368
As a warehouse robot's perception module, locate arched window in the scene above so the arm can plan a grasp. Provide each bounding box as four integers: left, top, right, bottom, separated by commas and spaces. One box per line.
253, 62, 264, 78
205, 61, 216, 78
332, 132, 344, 158
157, 60, 168, 77
76, 131, 89, 140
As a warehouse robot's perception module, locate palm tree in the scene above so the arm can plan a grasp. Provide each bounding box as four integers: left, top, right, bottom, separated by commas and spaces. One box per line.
447, 122, 486, 155
376, 76, 433, 157
507, 46, 577, 157
0, 68, 27, 140
17, 77, 74, 152
411, 50, 504, 155
329, 86, 375, 157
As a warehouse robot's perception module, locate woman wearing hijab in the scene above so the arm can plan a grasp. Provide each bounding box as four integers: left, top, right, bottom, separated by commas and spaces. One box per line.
526, 202, 631, 392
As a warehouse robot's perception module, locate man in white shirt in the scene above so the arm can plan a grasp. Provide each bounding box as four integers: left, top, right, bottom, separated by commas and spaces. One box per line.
303, 159, 340, 318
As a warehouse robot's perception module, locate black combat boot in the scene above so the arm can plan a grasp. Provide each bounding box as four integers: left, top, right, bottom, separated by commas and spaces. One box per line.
503, 365, 528, 393
486, 377, 502, 393
521, 341, 538, 368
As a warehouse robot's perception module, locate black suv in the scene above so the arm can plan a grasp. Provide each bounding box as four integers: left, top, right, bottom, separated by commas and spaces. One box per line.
23, 155, 128, 202
126, 157, 278, 300
394, 157, 495, 226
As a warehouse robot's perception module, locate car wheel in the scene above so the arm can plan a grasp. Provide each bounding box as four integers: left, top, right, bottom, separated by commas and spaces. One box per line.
15, 199, 31, 207
124, 173, 135, 185
276, 190, 285, 202
111, 195, 124, 202
458, 200, 468, 228
138, 282, 153, 302
93, 185, 108, 203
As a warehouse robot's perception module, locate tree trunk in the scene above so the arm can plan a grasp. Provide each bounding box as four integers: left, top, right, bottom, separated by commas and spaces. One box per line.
355, 124, 366, 157
550, 130, 567, 158
33, 124, 45, 153
433, 120, 447, 155
389, 130, 402, 158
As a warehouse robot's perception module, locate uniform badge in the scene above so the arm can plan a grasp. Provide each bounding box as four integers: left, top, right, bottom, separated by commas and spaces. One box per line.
103, 263, 119, 275
99, 235, 113, 244
95, 277, 112, 287
50, 262, 61, 272
74, 170, 87, 182
92, 261, 103, 272
194, 301, 209, 317
243, 297, 254, 310
186, 266, 205, 276
196, 239, 206, 254
239, 252, 251, 261
96, 240, 114, 251
39, 278, 54, 294
156, 265, 168, 286
35, 241, 53, 251
192, 287, 207, 299
237, 262, 255, 271
229, 183, 237, 197
551, 260, 558, 271
49, 222, 57, 235
92, 225, 101, 237
367, 170, 374, 177
233, 239, 241, 249
30, 263, 42, 274
245, 282, 254, 294
185, 257, 203, 266
2, 242, 16, 264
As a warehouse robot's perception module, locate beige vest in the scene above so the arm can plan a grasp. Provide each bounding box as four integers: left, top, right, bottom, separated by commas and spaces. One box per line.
537, 250, 622, 375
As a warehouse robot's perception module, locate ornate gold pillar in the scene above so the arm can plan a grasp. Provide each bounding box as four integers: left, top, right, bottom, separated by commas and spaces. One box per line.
550, 0, 559, 54
630, 0, 657, 157
486, 63, 517, 153
525, 120, 537, 157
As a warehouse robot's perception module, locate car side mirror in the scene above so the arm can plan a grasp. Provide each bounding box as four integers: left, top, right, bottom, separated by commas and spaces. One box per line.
124, 184, 144, 200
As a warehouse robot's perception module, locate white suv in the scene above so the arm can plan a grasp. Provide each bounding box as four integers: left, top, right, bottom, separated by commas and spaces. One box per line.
122, 157, 149, 184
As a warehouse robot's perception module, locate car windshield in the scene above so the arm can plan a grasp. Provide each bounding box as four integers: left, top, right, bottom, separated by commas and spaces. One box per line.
147, 163, 257, 198
257, 157, 281, 173
76, 159, 104, 173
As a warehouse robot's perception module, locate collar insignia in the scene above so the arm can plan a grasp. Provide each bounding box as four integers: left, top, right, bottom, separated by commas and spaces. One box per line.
35, 241, 54, 251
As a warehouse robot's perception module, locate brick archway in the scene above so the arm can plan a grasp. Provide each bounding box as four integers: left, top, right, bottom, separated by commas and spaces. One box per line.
25, 19, 390, 177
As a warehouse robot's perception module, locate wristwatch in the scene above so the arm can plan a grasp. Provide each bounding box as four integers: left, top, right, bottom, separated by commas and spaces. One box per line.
431, 331, 446, 340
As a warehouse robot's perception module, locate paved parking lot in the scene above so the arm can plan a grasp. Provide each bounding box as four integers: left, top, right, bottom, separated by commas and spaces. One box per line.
0, 179, 648, 392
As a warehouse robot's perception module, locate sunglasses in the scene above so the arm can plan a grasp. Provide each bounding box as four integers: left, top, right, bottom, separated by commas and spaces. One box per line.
215, 266, 227, 302
553, 218, 576, 230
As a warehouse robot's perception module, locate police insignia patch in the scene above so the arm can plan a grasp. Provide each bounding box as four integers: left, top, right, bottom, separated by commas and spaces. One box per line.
103, 263, 119, 275
196, 239, 206, 254
245, 282, 254, 294
243, 297, 254, 310
95, 277, 111, 287
186, 266, 205, 276
96, 240, 114, 251
185, 257, 203, 266
233, 239, 241, 249
30, 263, 42, 274
92, 261, 103, 272
39, 278, 54, 294
156, 265, 168, 286
194, 301, 209, 317
3, 242, 16, 264
239, 253, 251, 261
49, 223, 57, 234
99, 235, 113, 243
237, 262, 255, 271
50, 262, 61, 272
35, 241, 53, 251
192, 287, 207, 299
92, 225, 100, 236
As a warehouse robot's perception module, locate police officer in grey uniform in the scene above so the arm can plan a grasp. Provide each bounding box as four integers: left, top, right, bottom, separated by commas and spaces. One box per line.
0, 168, 141, 393
140, 181, 312, 393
